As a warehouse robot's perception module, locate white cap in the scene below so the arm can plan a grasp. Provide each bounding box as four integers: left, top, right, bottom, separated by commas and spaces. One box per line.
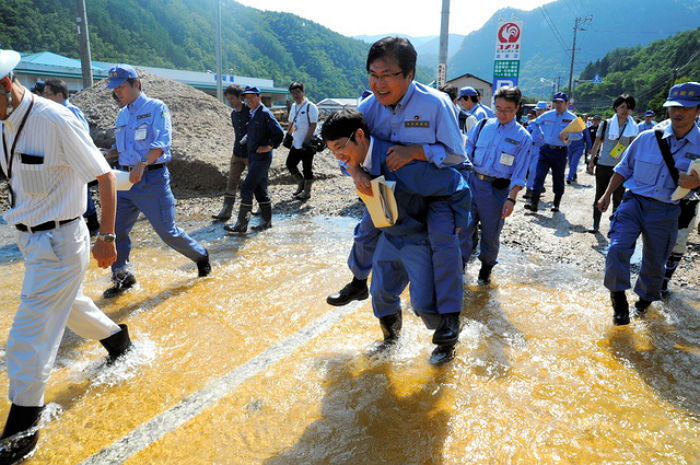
0, 50, 21, 80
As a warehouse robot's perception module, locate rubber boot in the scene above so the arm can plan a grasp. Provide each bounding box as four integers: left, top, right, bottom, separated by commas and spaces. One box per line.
224, 203, 252, 234
611, 291, 629, 326
367, 312, 402, 355
634, 299, 652, 317
103, 271, 136, 299
291, 174, 304, 197
524, 195, 539, 212
478, 263, 494, 284
100, 324, 133, 364
294, 179, 313, 200
551, 194, 562, 212
432, 313, 460, 346
212, 195, 235, 221
588, 208, 602, 233
252, 202, 272, 231
523, 188, 533, 199
0, 404, 44, 465
660, 252, 682, 299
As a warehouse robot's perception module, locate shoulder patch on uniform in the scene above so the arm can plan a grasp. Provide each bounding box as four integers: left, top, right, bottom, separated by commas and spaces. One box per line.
505, 138, 520, 145
685, 152, 700, 160
137, 113, 152, 120
405, 120, 430, 128
562, 119, 572, 123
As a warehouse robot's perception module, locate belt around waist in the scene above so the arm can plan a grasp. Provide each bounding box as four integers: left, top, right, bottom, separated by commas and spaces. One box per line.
15, 217, 79, 233
545, 144, 566, 150
475, 172, 498, 182
119, 163, 166, 172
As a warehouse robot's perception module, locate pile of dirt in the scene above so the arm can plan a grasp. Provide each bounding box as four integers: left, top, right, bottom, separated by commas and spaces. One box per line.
71, 70, 341, 193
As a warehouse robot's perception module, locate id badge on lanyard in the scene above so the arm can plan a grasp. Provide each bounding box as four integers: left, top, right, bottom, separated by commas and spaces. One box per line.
609, 142, 626, 159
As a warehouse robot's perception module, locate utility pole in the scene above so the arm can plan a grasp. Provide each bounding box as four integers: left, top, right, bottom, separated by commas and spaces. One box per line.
215, 0, 223, 102
567, 15, 592, 99
75, 0, 93, 89
437, 0, 450, 88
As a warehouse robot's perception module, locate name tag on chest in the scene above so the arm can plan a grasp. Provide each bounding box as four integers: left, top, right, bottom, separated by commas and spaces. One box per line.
500, 153, 515, 166
135, 127, 148, 141
137, 113, 152, 120
404, 121, 430, 128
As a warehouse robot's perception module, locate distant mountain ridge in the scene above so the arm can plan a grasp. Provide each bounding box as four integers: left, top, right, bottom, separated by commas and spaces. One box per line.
448, 0, 699, 97
354, 33, 466, 70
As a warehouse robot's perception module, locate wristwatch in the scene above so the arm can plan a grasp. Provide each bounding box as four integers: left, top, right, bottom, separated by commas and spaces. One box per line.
96, 233, 116, 243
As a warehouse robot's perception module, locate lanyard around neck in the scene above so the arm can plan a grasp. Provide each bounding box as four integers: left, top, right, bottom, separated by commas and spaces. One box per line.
1, 94, 35, 179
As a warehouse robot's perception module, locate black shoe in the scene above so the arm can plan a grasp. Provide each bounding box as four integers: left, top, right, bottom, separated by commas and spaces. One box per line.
566, 179, 572, 185
634, 299, 652, 317
477, 264, 494, 285
432, 313, 460, 346
197, 252, 211, 277
551, 206, 560, 212
587, 227, 599, 234
660, 288, 671, 300
103, 272, 136, 299
523, 189, 533, 199
0, 404, 43, 465
523, 202, 538, 212
326, 280, 369, 306
611, 291, 630, 326
379, 312, 402, 342
429, 344, 456, 366
99, 324, 133, 364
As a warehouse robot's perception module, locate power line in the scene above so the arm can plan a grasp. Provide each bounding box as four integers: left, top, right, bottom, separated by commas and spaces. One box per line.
538, 6, 568, 54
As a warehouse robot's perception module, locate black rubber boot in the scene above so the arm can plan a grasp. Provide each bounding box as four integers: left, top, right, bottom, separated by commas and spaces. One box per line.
196, 249, 211, 277
0, 404, 44, 465
478, 263, 494, 284
212, 195, 235, 221
252, 202, 272, 231
379, 312, 402, 342
294, 180, 313, 200
551, 194, 562, 212
103, 271, 136, 299
432, 313, 460, 346
588, 208, 602, 233
660, 252, 682, 299
429, 344, 456, 366
100, 324, 133, 364
611, 291, 630, 326
224, 203, 252, 234
523, 188, 534, 199
326, 277, 368, 306
524, 195, 539, 212
634, 299, 652, 317
291, 174, 304, 197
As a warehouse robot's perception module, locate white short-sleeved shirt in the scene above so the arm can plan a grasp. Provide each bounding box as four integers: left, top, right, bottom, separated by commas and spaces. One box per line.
288, 99, 319, 149
0, 93, 111, 227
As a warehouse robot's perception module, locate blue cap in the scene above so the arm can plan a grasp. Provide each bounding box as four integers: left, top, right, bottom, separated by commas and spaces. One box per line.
644, 110, 655, 117
552, 92, 569, 102
663, 82, 700, 108
242, 86, 260, 95
106, 64, 138, 89
535, 100, 548, 110
30, 80, 45, 93
458, 86, 479, 98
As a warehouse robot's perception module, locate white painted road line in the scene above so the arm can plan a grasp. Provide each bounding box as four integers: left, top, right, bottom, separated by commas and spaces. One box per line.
78, 302, 362, 465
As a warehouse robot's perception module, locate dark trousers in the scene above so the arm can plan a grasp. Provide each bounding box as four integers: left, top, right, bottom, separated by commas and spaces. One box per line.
594, 164, 624, 212
240, 152, 272, 205
533, 146, 567, 196
286, 146, 315, 180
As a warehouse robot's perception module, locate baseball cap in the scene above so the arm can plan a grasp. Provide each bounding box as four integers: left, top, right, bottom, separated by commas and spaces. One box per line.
106, 64, 139, 89
458, 86, 479, 98
0, 50, 21, 80
663, 82, 700, 107
644, 110, 655, 117
30, 80, 46, 94
552, 92, 569, 102
592, 114, 602, 121
242, 86, 261, 95
535, 101, 548, 110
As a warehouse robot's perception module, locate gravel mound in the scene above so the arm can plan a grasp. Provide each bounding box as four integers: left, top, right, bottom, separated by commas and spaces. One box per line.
71, 70, 341, 193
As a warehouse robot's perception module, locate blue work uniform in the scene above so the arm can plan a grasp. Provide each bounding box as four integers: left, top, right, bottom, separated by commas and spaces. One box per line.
605, 123, 700, 301
530, 109, 580, 196
365, 138, 470, 328
466, 103, 493, 122
637, 121, 655, 132
349, 81, 470, 315
60, 99, 97, 219
525, 120, 544, 190
231, 104, 250, 158
566, 126, 592, 182
239, 104, 284, 207
464, 118, 532, 266
112, 93, 207, 272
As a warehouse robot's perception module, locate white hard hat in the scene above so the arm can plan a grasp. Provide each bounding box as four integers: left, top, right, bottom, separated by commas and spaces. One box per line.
0, 50, 21, 80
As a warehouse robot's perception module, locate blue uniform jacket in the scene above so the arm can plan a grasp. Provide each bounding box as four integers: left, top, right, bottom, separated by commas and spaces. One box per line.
367, 138, 470, 244
466, 118, 533, 190
231, 104, 250, 158
358, 81, 468, 168
614, 124, 700, 204
62, 99, 89, 132
245, 105, 284, 159
531, 109, 580, 146
568, 126, 592, 151
114, 93, 172, 166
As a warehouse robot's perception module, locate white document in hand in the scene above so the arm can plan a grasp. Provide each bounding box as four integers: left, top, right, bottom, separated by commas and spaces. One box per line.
671, 160, 700, 201
112, 169, 134, 191
357, 176, 398, 228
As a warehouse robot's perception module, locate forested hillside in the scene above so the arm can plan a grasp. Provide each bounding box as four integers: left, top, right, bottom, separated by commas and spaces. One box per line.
573, 28, 699, 114
0, 0, 433, 99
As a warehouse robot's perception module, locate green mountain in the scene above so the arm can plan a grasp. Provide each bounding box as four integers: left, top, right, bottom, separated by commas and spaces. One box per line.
447, 0, 699, 98
354, 33, 466, 70
573, 28, 699, 114
1, 0, 417, 100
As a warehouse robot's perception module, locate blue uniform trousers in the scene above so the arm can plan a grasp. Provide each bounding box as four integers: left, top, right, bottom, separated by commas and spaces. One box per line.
240, 153, 272, 205
463, 174, 508, 267
533, 145, 567, 196
605, 192, 680, 301
84, 191, 96, 217
370, 234, 436, 319
566, 140, 586, 182
112, 167, 207, 272
525, 146, 540, 190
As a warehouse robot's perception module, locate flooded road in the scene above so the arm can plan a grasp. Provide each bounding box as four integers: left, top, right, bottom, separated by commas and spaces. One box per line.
0, 215, 698, 464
